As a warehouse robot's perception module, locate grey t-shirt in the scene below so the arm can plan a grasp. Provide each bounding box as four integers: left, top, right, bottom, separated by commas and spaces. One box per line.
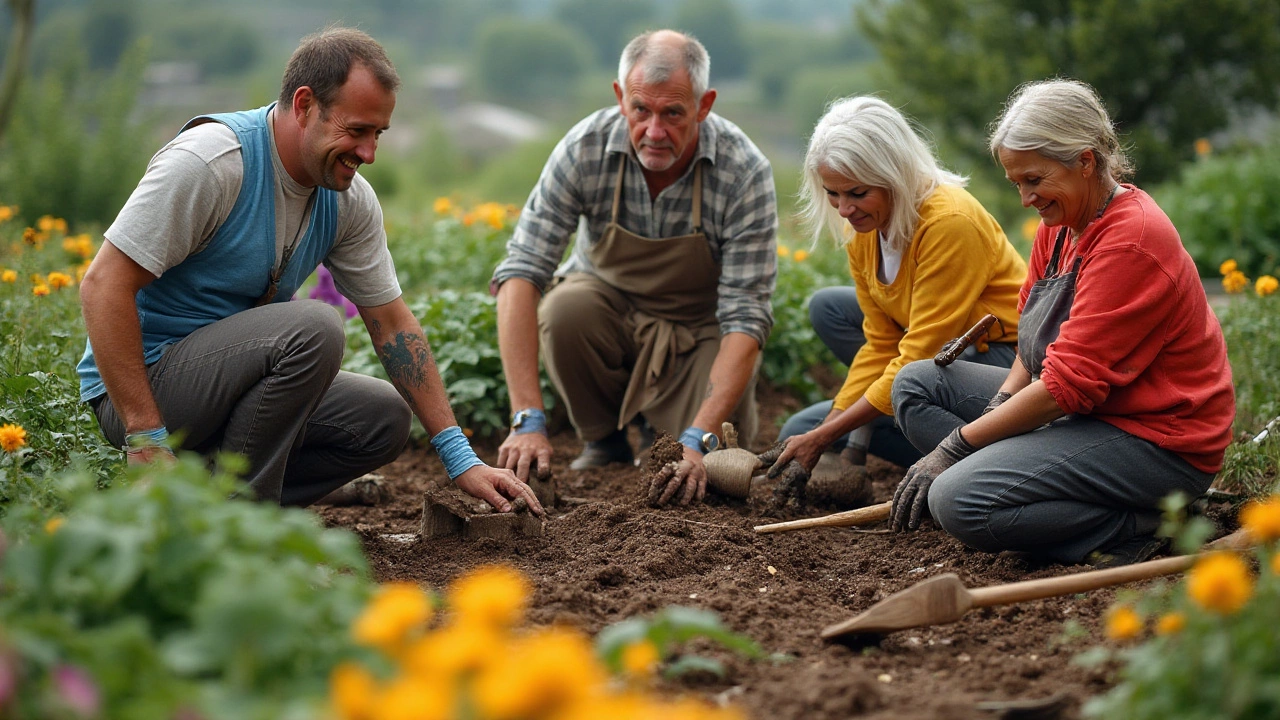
105, 117, 401, 307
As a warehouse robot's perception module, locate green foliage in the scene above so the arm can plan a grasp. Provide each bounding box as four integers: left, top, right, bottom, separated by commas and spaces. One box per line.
0, 39, 151, 226
1159, 141, 1280, 277
0, 456, 374, 720
785, 62, 879, 138
1215, 292, 1280, 496
553, 0, 655, 66
763, 249, 848, 404
595, 605, 769, 679
147, 9, 261, 77
473, 17, 592, 103
860, 0, 1280, 184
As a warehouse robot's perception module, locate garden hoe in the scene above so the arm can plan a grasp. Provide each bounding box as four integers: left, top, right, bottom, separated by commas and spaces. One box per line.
754, 501, 890, 533
821, 527, 1253, 641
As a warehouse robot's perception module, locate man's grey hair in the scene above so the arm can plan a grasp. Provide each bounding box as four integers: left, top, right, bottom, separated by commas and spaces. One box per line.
798, 96, 967, 251
989, 79, 1133, 182
617, 31, 711, 99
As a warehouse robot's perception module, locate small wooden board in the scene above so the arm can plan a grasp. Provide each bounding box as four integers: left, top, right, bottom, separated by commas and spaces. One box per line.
420, 486, 544, 540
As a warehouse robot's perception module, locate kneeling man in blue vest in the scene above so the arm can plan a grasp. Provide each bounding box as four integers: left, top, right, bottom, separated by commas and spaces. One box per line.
76, 27, 543, 516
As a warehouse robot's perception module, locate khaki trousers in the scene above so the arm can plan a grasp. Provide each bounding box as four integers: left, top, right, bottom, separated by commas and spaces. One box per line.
538, 273, 758, 443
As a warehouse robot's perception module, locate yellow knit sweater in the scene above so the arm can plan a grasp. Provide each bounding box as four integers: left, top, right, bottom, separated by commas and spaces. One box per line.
833, 184, 1026, 414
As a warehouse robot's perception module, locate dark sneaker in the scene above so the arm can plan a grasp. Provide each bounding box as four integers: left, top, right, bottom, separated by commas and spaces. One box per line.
570, 430, 633, 470
1086, 534, 1171, 569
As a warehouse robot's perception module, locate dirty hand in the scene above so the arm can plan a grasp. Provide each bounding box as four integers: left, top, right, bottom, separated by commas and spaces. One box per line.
758, 439, 811, 509
456, 465, 546, 518
497, 429, 553, 482
648, 447, 708, 507
890, 426, 976, 532
762, 431, 826, 476
982, 391, 1013, 416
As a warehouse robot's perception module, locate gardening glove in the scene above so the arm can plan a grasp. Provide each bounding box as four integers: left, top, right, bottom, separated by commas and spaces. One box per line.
890, 426, 977, 532
758, 440, 811, 510
982, 391, 1013, 416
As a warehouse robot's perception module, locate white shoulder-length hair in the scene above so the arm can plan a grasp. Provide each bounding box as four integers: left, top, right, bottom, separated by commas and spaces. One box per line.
797, 96, 966, 251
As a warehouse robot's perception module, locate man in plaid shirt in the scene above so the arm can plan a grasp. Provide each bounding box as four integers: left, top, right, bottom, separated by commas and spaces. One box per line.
489, 30, 778, 505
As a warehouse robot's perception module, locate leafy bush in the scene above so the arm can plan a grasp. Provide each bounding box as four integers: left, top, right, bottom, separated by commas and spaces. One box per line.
0, 456, 374, 720
1160, 140, 1280, 278
1083, 496, 1280, 720
763, 245, 848, 404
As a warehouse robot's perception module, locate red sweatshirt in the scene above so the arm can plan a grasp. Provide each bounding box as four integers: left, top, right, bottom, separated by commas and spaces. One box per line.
1019, 186, 1235, 473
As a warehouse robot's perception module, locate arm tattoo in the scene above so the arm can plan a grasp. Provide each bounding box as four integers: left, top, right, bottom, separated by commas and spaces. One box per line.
705, 381, 715, 399
377, 331, 435, 404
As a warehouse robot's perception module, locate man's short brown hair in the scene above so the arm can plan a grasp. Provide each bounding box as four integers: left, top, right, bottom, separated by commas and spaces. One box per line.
278, 27, 400, 111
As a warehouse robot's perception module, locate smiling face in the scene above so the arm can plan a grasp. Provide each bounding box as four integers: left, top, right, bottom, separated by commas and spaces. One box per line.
818, 165, 893, 235
614, 66, 714, 177
297, 63, 395, 191
998, 147, 1098, 233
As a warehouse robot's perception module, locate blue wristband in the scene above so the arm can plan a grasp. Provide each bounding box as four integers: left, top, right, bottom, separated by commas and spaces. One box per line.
124, 426, 169, 449
679, 426, 707, 455
511, 408, 547, 435
430, 425, 484, 480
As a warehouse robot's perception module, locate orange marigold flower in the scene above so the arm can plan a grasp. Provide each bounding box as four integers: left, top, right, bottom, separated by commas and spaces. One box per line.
351, 582, 432, 651
793, 249, 809, 262
1104, 605, 1143, 641
22, 227, 38, 245
1022, 216, 1041, 241
1, 269, 16, 283
32, 284, 50, 297
45, 517, 65, 534
1219, 259, 1238, 275
1256, 275, 1278, 297
1194, 138, 1212, 157
1187, 552, 1253, 615
777, 244, 791, 258
1223, 270, 1249, 294
0, 423, 27, 452
621, 639, 661, 677
472, 628, 606, 720
37, 215, 56, 232
329, 662, 377, 720
47, 272, 73, 290
432, 197, 454, 215
1272, 553, 1280, 577
1155, 612, 1186, 636
0, 205, 13, 222
1241, 496, 1280, 543
375, 674, 452, 720
449, 564, 530, 628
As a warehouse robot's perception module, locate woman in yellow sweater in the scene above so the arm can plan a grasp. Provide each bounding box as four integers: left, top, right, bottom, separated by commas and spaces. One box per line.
767, 97, 1026, 491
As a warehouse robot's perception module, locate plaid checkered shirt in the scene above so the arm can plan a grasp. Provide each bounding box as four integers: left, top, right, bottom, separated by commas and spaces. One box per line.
491, 107, 778, 346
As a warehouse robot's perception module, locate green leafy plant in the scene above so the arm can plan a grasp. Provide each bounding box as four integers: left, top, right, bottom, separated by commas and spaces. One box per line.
762, 247, 848, 404
595, 605, 783, 680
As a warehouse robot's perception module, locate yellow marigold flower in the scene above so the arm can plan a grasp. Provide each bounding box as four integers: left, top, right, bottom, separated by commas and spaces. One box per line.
352, 582, 432, 651
2, 269, 16, 283
432, 197, 453, 215
1195, 138, 1212, 157
449, 564, 530, 628
37, 215, 56, 232
22, 227, 38, 245
47, 272, 73, 290
1155, 612, 1186, 636
374, 674, 452, 720
1187, 552, 1253, 615
1022, 216, 1041, 241
1256, 275, 1278, 297
777, 244, 791, 258
45, 517, 65, 534
32, 284, 50, 297
330, 663, 377, 720
1104, 605, 1143, 641
402, 620, 500, 679
1219, 259, 1238, 275
793, 249, 809, 262
470, 202, 508, 230
0, 205, 13, 222
461, 212, 475, 227
1241, 496, 1280, 543
1223, 270, 1249, 294
621, 639, 660, 677
1272, 552, 1280, 576
472, 628, 606, 720
0, 423, 27, 453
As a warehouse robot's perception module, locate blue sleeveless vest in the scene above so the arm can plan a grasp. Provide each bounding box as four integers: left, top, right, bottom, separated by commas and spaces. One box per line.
78, 104, 339, 401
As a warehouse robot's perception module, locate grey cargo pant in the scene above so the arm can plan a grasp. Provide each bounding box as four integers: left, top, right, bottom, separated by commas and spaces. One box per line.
91, 301, 412, 506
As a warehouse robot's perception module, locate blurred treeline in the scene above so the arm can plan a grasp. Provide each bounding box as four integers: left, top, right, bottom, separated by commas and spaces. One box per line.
3, 0, 1280, 274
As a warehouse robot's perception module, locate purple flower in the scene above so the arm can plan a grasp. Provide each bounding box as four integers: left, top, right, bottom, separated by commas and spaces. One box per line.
51, 664, 99, 717
308, 266, 358, 319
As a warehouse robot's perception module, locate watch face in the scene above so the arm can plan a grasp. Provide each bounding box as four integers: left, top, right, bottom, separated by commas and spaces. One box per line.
512, 411, 527, 429
700, 432, 720, 452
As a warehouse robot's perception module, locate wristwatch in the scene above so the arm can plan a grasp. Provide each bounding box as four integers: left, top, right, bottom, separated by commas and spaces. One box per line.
700, 432, 720, 453
512, 409, 537, 430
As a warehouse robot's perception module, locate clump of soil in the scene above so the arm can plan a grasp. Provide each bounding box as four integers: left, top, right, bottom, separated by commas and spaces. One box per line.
640, 430, 686, 506
315, 384, 1206, 719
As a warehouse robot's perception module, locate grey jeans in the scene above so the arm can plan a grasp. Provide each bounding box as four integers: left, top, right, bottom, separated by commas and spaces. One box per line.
891, 359, 1215, 563
778, 286, 1015, 467
91, 301, 412, 506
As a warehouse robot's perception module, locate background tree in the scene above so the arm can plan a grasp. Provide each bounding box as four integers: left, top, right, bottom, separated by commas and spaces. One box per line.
673, 0, 748, 81
0, 0, 35, 141
860, 0, 1280, 183
473, 18, 592, 104
553, 0, 656, 67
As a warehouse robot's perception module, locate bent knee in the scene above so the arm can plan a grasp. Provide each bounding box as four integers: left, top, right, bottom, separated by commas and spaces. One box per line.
891, 359, 936, 414
288, 300, 347, 361
927, 469, 1004, 553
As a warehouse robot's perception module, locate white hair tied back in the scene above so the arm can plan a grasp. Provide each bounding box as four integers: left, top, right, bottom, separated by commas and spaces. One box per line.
797, 96, 966, 250
989, 78, 1133, 182
618, 30, 711, 100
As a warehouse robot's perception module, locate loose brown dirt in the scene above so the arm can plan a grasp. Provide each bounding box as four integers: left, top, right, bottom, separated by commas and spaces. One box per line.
317, 384, 1220, 719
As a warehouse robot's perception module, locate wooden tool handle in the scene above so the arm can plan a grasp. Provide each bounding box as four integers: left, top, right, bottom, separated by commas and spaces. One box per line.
969, 528, 1251, 608
754, 501, 891, 533
934, 314, 998, 366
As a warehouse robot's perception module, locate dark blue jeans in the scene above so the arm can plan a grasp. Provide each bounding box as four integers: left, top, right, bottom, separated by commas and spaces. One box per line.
777, 286, 1014, 467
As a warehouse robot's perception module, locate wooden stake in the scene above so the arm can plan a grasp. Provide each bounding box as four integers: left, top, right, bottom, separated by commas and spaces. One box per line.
754, 501, 891, 533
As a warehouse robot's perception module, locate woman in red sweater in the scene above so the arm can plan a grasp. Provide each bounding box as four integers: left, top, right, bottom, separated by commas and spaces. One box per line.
889, 79, 1235, 566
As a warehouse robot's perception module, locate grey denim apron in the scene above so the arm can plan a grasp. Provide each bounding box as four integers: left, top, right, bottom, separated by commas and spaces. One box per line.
1018, 228, 1079, 380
